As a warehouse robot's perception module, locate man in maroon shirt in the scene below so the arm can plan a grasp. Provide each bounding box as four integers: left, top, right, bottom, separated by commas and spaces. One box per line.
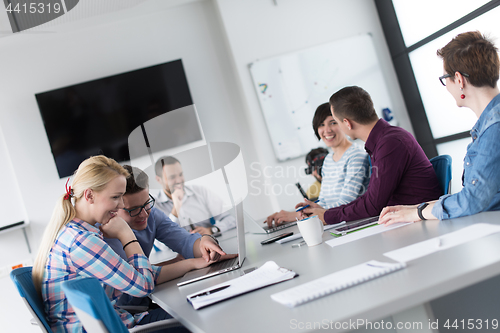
303, 86, 443, 224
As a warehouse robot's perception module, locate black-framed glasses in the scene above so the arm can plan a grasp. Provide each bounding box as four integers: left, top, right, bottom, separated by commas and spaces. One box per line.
439, 72, 469, 86
122, 194, 155, 217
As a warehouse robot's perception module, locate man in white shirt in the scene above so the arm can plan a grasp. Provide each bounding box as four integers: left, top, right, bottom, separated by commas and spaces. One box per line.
154, 156, 236, 235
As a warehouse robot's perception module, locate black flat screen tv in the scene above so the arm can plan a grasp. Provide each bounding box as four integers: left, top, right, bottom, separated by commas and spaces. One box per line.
35, 59, 193, 178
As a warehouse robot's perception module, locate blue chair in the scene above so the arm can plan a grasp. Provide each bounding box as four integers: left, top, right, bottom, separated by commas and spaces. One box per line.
430, 155, 452, 195
10, 267, 53, 333
62, 277, 181, 333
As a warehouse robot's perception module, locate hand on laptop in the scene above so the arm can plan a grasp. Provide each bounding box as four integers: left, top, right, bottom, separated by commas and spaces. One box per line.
189, 254, 237, 270
198, 235, 227, 262
265, 210, 300, 228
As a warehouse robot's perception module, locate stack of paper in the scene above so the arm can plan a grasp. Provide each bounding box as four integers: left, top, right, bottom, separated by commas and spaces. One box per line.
271, 260, 406, 308
187, 261, 297, 310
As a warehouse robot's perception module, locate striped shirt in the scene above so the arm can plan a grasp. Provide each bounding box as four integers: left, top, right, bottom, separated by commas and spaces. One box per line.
42, 218, 161, 332
318, 145, 370, 209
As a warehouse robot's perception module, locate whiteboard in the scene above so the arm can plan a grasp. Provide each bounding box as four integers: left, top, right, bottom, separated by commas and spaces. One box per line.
249, 34, 394, 161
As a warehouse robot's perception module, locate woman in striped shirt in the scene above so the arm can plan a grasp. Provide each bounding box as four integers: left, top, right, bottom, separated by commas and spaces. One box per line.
266, 103, 370, 226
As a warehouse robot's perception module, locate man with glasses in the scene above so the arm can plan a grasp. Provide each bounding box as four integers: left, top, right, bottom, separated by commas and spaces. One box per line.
103, 165, 232, 308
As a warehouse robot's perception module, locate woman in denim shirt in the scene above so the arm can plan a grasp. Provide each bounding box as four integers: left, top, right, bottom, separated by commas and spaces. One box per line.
379, 31, 500, 224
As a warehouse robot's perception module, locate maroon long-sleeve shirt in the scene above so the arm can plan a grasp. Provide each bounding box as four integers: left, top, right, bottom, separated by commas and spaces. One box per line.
324, 119, 443, 224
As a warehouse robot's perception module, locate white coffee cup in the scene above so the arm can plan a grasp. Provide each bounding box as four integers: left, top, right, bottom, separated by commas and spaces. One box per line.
296, 215, 324, 246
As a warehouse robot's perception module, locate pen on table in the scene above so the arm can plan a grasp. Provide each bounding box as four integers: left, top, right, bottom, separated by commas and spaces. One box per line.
190, 285, 230, 299
296, 199, 320, 212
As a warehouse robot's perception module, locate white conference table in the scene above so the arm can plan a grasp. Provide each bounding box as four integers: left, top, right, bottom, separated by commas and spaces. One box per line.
150, 211, 500, 333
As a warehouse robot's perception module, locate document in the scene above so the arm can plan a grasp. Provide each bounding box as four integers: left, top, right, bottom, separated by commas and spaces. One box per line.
271, 260, 406, 308
326, 222, 412, 248
384, 223, 500, 262
187, 261, 297, 310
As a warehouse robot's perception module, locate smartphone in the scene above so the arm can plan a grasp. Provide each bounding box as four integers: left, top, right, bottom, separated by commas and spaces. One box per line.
260, 232, 294, 245
295, 182, 309, 199
330, 216, 379, 236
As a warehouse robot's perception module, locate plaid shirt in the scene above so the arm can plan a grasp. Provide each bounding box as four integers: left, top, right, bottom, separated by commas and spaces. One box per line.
42, 218, 161, 332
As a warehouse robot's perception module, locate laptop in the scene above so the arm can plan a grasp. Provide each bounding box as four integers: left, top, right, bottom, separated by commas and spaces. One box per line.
244, 210, 297, 234
177, 202, 246, 286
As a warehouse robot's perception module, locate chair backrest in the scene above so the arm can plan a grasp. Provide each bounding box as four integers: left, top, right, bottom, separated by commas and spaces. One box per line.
10, 267, 53, 333
430, 155, 452, 195
62, 277, 129, 333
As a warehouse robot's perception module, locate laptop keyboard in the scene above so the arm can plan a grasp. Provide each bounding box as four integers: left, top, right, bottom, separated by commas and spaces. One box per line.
266, 222, 297, 233
207, 257, 239, 274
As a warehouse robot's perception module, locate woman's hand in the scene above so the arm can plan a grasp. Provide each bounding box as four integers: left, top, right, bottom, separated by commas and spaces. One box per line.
265, 210, 299, 227
100, 216, 134, 241
378, 205, 420, 226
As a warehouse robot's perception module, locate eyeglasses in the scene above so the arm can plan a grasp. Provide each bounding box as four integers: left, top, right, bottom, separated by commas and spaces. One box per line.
122, 194, 155, 217
439, 72, 469, 86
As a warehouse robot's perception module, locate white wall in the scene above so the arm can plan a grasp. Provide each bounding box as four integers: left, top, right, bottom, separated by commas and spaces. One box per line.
0, 0, 411, 330
214, 0, 412, 211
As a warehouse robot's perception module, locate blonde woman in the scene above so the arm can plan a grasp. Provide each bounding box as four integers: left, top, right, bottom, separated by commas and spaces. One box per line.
33, 156, 218, 332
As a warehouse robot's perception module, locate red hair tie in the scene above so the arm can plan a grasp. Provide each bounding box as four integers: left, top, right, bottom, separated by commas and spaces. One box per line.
63, 178, 73, 200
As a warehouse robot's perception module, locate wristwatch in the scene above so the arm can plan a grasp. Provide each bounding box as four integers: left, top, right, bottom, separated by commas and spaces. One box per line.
211, 226, 220, 234
202, 234, 219, 245
417, 202, 429, 221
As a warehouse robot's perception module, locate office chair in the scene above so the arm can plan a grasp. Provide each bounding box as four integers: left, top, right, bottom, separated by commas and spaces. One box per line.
430, 155, 452, 195
62, 277, 181, 333
10, 267, 53, 333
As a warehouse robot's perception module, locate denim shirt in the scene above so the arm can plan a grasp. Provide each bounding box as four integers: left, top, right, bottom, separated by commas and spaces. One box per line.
432, 93, 500, 219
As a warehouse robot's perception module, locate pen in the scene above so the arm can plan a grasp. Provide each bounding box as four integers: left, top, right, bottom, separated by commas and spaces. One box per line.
189, 285, 230, 299
296, 199, 320, 212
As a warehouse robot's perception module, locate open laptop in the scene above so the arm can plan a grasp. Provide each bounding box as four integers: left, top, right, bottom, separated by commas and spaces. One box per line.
177, 202, 246, 286
244, 210, 297, 234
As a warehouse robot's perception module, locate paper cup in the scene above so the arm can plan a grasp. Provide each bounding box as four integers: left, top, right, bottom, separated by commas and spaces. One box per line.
297, 215, 324, 246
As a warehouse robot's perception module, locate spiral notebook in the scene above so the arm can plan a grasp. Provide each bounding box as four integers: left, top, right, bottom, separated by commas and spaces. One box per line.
271, 260, 406, 308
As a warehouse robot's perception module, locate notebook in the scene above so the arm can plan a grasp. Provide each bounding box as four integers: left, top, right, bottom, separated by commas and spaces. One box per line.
244, 210, 297, 234
271, 260, 406, 308
187, 261, 297, 310
177, 202, 246, 286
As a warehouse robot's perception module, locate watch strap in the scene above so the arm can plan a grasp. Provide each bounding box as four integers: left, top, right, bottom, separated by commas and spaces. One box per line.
417, 202, 429, 221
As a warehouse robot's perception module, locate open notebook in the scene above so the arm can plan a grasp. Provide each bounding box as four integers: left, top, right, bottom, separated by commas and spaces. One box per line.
187, 261, 297, 310
271, 260, 405, 308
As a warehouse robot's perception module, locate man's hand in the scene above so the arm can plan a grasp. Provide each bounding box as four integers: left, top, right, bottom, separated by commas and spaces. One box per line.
302, 207, 327, 224
190, 253, 239, 270
265, 210, 299, 228
295, 198, 322, 210
199, 235, 226, 262
191, 226, 212, 235
170, 187, 185, 217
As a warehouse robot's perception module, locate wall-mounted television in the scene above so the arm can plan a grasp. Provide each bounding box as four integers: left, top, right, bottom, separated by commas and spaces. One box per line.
35, 59, 194, 178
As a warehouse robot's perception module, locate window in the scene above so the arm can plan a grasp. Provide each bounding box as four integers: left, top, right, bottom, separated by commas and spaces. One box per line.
375, 0, 500, 193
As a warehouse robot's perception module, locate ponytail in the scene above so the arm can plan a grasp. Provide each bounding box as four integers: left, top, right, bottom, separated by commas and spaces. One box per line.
33, 195, 75, 295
